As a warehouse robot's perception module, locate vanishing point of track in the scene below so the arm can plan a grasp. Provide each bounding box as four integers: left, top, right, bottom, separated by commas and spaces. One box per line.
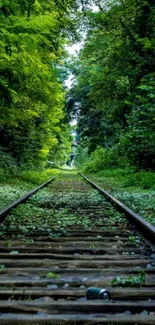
0, 171, 155, 324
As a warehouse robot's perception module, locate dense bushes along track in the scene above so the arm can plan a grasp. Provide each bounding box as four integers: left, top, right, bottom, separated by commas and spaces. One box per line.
0, 171, 155, 324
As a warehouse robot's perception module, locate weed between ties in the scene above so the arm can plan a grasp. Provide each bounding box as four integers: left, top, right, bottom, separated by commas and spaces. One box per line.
111, 271, 146, 287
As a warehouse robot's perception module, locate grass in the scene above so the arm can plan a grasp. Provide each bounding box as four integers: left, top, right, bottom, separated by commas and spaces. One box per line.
0, 167, 59, 210
85, 168, 155, 190
83, 168, 155, 226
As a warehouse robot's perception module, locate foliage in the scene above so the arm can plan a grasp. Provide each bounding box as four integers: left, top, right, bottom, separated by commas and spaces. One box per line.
46, 272, 60, 279
0, 265, 5, 272
0, 167, 59, 210
74, 145, 90, 168
0, 0, 79, 167
80, 147, 120, 172
69, 0, 155, 170
118, 74, 155, 169
123, 171, 155, 189
0, 147, 17, 170
113, 190, 155, 226
111, 271, 146, 287
84, 168, 155, 226
18, 168, 59, 184
128, 235, 140, 247
0, 183, 30, 210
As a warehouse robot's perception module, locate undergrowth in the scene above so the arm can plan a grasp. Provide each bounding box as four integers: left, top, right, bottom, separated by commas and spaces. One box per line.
0, 168, 59, 210
84, 168, 155, 226
84, 168, 155, 190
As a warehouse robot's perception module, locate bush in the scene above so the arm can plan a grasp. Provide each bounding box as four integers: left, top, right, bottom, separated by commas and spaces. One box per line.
18, 168, 59, 185
0, 147, 17, 170
124, 171, 155, 189
83, 146, 119, 173
74, 146, 90, 168
118, 74, 155, 170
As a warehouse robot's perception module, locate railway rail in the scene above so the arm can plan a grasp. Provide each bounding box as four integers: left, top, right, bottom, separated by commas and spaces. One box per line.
0, 171, 155, 324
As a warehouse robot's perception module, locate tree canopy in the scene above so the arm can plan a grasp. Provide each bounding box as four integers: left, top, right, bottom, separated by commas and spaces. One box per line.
68, 0, 155, 170
0, 0, 155, 170
0, 0, 80, 167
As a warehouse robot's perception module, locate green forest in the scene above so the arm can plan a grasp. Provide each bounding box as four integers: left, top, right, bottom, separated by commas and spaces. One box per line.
0, 0, 155, 197
0, 0, 78, 170
68, 0, 155, 173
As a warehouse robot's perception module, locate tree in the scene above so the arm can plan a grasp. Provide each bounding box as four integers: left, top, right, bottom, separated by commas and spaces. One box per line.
0, 0, 78, 166
69, 0, 155, 169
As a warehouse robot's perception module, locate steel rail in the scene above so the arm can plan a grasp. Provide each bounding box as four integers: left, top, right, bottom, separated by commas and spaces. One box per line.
0, 173, 60, 222
79, 172, 155, 244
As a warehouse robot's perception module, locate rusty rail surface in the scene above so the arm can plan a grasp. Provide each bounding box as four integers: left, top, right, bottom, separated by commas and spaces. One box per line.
0, 171, 154, 324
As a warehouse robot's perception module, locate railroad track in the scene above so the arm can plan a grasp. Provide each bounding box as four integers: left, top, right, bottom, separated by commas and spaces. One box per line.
0, 171, 155, 324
